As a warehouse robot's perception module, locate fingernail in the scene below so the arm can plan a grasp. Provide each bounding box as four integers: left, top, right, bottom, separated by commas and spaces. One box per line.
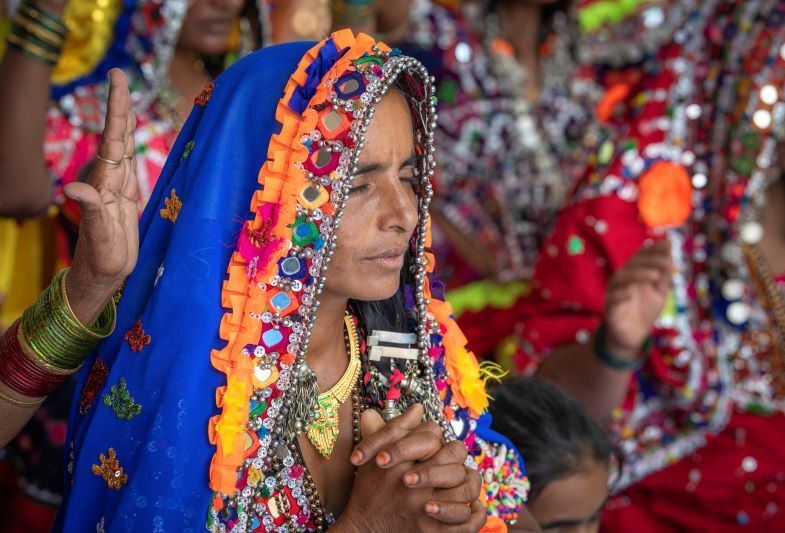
425, 502, 439, 515
350, 450, 363, 465
376, 452, 390, 467
404, 472, 419, 486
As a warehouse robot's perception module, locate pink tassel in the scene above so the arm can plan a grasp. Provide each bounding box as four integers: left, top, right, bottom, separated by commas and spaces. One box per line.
237, 203, 284, 278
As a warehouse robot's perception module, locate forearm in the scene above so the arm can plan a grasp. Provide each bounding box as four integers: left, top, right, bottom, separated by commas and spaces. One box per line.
0, 268, 115, 445
0, 1, 65, 217
536, 339, 633, 424
0, 379, 43, 446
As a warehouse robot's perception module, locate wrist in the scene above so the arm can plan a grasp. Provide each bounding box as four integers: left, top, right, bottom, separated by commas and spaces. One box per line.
65, 268, 121, 326
331, 502, 371, 532
593, 324, 651, 371
8, 0, 67, 66
602, 336, 640, 361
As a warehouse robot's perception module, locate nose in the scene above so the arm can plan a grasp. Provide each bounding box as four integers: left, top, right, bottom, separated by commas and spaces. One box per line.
376, 173, 419, 236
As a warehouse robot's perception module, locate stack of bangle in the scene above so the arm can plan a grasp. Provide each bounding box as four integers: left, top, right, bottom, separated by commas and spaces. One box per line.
0, 268, 116, 404
7, 0, 66, 66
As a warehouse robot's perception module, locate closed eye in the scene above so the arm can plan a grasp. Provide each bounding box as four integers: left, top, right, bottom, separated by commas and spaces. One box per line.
348, 183, 369, 195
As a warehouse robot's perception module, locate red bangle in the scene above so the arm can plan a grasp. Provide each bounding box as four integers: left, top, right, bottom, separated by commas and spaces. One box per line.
0, 320, 64, 397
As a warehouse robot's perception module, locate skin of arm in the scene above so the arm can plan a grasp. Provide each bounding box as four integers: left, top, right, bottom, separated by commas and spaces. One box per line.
0, 0, 66, 217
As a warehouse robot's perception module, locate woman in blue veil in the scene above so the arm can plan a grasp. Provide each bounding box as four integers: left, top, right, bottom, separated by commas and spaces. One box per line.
55, 30, 529, 532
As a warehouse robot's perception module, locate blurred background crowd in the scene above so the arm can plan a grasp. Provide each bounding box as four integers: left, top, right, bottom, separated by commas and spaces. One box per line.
2, 0, 785, 531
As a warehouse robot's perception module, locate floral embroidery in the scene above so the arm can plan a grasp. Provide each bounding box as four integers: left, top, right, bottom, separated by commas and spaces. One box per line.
180, 140, 195, 162
160, 188, 182, 222
91, 448, 128, 489
78, 358, 109, 415
103, 378, 142, 420
195, 82, 215, 107
124, 319, 151, 352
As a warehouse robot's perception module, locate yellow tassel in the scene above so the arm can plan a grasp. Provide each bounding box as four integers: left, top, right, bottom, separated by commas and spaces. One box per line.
479, 361, 507, 384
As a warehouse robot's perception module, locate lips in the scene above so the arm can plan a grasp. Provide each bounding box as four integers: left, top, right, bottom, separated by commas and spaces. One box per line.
364, 245, 408, 270
366, 245, 408, 260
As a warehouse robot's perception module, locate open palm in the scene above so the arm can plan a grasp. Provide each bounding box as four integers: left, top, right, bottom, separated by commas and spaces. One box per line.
604, 241, 671, 356
65, 69, 138, 291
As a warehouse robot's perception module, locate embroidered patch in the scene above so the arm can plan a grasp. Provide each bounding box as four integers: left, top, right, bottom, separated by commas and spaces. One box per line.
78, 358, 109, 415
124, 319, 151, 352
91, 448, 128, 489
195, 82, 215, 107
567, 235, 585, 256
160, 188, 182, 223
180, 140, 195, 162
112, 280, 126, 305
103, 378, 142, 420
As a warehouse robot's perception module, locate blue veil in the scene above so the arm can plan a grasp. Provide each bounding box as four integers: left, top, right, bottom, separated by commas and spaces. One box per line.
57, 42, 312, 532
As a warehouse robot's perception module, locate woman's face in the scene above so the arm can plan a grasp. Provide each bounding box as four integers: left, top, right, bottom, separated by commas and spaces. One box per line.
324, 90, 420, 302
519, 458, 609, 533
178, 0, 245, 56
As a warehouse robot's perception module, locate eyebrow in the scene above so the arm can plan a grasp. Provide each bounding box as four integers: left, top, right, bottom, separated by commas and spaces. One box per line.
355, 153, 417, 176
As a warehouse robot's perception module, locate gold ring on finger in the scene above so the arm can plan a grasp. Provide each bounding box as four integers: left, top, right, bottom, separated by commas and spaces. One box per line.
123, 154, 134, 160
96, 154, 122, 166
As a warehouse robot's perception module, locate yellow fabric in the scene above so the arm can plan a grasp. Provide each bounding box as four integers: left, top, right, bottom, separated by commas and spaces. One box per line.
0, 218, 56, 330
52, 0, 122, 84
446, 279, 529, 317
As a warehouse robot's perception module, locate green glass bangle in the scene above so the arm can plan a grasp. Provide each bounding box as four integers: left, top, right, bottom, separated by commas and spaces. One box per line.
21, 269, 116, 371
19, 1, 67, 34
9, 26, 61, 55
11, 12, 65, 47
6, 33, 59, 65
16, 6, 66, 38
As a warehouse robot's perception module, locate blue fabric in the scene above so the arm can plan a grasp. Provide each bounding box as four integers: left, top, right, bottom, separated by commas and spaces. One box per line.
288, 38, 347, 114
55, 41, 313, 532
475, 413, 527, 473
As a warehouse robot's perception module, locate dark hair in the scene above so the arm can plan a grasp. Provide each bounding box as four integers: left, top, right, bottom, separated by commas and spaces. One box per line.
489, 0, 572, 44
349, 250, 415, 334
489, 376, 615, 499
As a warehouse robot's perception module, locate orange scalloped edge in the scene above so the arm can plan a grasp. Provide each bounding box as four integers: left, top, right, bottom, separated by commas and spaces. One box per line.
423, 255, 490, 418
207, 30, 391, 495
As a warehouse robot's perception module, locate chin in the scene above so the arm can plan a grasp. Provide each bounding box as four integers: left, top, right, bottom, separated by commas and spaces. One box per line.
197, 39, 233, 56
351, 280, 401, 302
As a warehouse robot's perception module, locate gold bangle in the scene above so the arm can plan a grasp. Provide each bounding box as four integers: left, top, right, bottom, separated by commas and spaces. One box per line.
0, 388, 45, 408
6, 33, 58, 63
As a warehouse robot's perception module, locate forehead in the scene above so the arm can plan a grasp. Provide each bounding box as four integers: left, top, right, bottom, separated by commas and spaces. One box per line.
360, 91, 416, 160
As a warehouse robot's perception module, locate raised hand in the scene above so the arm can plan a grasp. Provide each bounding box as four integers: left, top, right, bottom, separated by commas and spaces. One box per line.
64, 69, 139, 324
604, 240, 672, 359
